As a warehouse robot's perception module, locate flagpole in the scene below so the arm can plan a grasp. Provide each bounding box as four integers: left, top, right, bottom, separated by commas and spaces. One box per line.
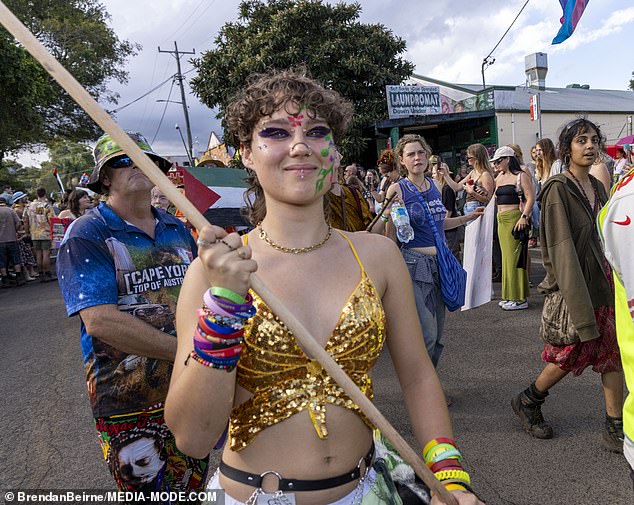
53, 168, 65, 192
0, 4, 458, 502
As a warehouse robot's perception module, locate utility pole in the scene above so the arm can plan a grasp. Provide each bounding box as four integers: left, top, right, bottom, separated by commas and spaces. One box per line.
158, 41, 195, 162
481, 56, 495, 90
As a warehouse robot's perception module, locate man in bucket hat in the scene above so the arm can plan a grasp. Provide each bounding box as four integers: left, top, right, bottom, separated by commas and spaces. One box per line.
86, 132, 173, 194
56, 132, 208, 495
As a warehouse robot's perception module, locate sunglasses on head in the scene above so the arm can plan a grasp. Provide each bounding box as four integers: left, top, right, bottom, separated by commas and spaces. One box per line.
107, 156, 134, 169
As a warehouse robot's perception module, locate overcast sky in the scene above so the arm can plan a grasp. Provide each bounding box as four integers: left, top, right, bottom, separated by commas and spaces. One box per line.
16, 0, 634, 165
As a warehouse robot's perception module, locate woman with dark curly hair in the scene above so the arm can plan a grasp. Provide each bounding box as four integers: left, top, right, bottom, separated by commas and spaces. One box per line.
166, 69, 483, 505
511, 118, 623, 452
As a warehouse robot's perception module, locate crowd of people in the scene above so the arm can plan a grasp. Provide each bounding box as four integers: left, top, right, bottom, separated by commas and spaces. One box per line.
0, 185, 96, 287
6, 66, 632, 503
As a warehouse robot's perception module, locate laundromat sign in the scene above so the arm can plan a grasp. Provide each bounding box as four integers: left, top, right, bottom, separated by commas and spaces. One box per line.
386, 85, 440, 118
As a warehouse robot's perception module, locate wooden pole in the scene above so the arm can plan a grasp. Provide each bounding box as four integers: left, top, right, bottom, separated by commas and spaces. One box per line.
365, 192, 397, 231
0, 4, 457, 503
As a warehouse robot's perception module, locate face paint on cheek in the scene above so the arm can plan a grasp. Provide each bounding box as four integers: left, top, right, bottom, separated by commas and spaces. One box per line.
257, 144, 268, 151
316, 164, 334, 193
328, 154, 335, 186
315, 133, 337, 194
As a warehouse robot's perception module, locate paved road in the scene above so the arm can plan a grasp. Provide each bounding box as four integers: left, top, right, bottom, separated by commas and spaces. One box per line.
0, 253, 632, 504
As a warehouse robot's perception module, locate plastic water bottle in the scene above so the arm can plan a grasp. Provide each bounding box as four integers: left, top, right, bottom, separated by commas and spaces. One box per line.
390, 200, 414, 243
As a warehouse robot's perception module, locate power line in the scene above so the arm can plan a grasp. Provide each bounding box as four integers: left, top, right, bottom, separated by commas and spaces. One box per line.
151, 79, 175, 144
159, 0, 209, 45
485, 0, 531, 60
110, 67, 193, 116
193, 0, 233, 48
481, 0, 531, 89
159, 42, 196, 160
138, 51, 161, 129
111, 72, 176, 113
139, 60, 176, 133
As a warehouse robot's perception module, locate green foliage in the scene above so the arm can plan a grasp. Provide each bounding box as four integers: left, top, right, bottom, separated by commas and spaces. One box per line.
40, 139, 93, 189
0, 159, 41, 193
629, 71, 634, 91
0, 29, 49, 159
0, 159, 25, 190
0, 0, 140, 158
0, 140, 93, 194
190, 0, 414, 160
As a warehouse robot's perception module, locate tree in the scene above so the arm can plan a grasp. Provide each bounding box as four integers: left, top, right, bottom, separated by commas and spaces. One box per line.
629, 71, 634, 91
0, 0, 140, 160
0, 159, 42, 193
190, 0, 414, 160
40, 139, 93, 190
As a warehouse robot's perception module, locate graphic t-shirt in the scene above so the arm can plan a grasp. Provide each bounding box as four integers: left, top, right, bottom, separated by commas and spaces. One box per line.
56, 203, 197, 417
26, 199, 54, 240
399, 178, 446, 248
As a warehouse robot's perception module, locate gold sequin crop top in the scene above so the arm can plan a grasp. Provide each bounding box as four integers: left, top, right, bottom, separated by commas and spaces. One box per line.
229, 231, 386, 451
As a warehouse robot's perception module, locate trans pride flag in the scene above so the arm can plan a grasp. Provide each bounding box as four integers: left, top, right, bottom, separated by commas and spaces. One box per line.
552, 0, 589, 44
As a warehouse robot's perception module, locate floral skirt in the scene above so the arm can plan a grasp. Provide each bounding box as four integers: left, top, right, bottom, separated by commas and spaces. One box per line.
542, 305, 622, 376
18, 237, 36, 267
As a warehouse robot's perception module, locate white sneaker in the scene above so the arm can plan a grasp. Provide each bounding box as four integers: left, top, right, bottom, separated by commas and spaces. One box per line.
498, 300, 509, 307
502, 300, 528, 311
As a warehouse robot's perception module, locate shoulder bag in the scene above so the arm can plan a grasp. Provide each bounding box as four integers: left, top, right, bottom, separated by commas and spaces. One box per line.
539, 290, 580, 346
404, 179, 466, 312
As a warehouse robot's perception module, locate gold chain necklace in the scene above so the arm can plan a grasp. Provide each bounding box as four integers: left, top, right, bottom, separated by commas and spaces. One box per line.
257, 223, 332, 254
407, 177, 427, 192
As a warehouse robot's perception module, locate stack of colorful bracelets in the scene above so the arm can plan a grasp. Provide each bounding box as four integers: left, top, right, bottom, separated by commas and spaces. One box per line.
423, 437, 474, 495
189, 286, 256, 372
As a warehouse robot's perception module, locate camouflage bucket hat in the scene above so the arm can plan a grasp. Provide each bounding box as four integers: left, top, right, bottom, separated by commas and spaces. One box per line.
87, 132, 173, 193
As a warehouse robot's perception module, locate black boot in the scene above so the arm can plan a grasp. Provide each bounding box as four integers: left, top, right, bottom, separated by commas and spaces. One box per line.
602, 414, 624, 453
511, 383, 554, 439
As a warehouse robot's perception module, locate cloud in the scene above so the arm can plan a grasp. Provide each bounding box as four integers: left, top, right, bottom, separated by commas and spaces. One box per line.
11, 0, 634, 166
550, 7, 634, 52
101, 0, 236, 157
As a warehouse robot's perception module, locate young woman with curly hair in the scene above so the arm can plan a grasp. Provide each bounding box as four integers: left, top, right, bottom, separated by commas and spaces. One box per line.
166, 69, 483, 505
385, 135, 482, 368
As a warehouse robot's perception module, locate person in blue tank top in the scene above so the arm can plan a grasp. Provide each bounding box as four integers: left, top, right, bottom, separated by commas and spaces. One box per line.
385, 135, 483, 368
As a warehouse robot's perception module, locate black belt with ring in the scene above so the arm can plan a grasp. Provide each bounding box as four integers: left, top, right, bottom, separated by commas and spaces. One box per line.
219, 444, 374, 492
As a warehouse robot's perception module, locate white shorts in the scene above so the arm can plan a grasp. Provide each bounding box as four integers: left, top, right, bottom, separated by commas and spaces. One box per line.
625, 434, 634, 471
206, 468, 383, 505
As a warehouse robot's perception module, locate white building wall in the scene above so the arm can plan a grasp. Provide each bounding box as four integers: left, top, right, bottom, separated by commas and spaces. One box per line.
496, 112, 632, 160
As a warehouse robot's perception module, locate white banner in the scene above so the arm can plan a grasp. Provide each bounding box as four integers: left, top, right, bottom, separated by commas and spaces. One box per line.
461, 201, 495, 310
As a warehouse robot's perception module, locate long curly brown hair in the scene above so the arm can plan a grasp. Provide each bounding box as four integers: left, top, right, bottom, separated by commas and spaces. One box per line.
225, 67, 353, 225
